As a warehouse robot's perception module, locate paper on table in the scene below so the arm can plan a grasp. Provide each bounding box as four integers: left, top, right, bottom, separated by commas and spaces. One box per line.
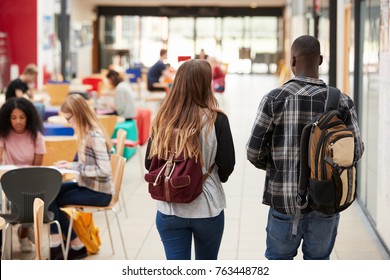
46, 166, 80, 175
0, 165, 18, 170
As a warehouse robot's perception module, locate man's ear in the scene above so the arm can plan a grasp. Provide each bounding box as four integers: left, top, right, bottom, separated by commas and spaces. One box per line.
319, 55, 323, 66
291, 56, 296, 67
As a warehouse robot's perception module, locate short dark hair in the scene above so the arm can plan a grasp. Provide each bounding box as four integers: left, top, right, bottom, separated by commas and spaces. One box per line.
291, 35, 321, 58
160, 49, 167, 57
0, 97, 43, 140
106, 69, 123, 87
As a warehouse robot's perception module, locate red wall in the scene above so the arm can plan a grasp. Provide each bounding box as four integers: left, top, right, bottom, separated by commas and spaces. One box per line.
0, 0, 37, 75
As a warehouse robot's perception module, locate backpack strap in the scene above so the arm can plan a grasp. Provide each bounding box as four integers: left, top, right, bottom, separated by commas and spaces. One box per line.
293, 86, 341, 236
325, 86, 341, 111
294, 123, 312, 236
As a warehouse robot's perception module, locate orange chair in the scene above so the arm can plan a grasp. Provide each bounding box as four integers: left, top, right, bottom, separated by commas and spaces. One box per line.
135, 108, 151, 147
111, 108, 151, 177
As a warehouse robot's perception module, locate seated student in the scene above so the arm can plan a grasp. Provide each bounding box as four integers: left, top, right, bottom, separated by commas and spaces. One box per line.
195, 48, 208, 60
0, 98, 46, 253
5, 64, 45, 119
147, 49, 171, 92
105, 69, 137, 121
49, 94, 113, 260
207, 57, 226, 93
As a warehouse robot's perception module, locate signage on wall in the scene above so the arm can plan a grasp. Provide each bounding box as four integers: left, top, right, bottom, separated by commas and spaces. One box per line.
42, 15, 54, 50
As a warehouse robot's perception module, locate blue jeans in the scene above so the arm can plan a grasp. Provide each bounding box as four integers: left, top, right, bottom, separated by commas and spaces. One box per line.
265, 208, 340, 260
49, 182, 112, 240
33, 102, 45, 120
156, 210, 224, 260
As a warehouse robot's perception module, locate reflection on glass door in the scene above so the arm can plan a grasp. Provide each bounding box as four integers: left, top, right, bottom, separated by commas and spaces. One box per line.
140, 16, 167, 66
360, 1, 380, 222
195, 17, 221, 58
167, 17, 194, 68
221, 17, 246, 72
99, 15, 280, 73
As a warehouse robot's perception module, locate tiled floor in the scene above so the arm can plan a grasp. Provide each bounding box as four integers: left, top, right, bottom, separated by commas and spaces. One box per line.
8, 74, 390, 260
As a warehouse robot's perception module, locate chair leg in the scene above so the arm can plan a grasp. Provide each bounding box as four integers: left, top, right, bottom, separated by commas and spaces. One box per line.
111, 208, 128, 259
138, 145, 144, 179
119, 191, 129, 219
104, 211, 115, 255
64, 208, 76, 260
49, 220, 66, 259
1, 223, 12, 260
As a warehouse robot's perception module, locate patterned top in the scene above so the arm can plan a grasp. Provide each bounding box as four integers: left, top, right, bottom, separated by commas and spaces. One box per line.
246, 76, 364, 215
71, 130, 113, 195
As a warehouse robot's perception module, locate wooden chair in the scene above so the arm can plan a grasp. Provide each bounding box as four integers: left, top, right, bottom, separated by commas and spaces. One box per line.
42, 136, 78, 166
45, 83, 70, 106
113, 128, 127, 157
111, 128, 128, 217
0, 217, 5, 230
97, 115, 118, 137
0, 216, 7, 260
61, 154, 128, 260
33, 198, 44, 260
123, 108, 151, 177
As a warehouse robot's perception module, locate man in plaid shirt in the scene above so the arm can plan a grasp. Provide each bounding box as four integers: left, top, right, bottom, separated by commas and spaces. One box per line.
246, 35, 364, 260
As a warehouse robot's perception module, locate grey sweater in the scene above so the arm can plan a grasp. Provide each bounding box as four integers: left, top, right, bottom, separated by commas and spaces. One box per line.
114, 81, 136, 119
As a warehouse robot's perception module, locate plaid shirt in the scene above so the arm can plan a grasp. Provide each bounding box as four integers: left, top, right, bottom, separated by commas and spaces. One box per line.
246, 76, 364, 215
71, 130, 113, 195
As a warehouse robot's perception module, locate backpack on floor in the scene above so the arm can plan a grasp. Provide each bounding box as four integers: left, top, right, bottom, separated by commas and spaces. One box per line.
62, 209, 101, 255
297, 86, 357, 215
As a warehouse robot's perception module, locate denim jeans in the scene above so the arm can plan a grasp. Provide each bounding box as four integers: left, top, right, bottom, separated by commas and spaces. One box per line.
265, 208, 340, 260
49, 182, 112, 240
33, 102, 45, 120
156, 210, 224, 260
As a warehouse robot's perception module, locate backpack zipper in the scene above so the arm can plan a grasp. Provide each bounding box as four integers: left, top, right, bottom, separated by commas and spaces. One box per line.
321, 129, 354, 179
317, 111, 342, 128
314, 128, 327, 179
313, 112, 342, 178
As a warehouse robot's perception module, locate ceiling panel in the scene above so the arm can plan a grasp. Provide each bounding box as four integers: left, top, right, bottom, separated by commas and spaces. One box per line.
81, 0, 287, 8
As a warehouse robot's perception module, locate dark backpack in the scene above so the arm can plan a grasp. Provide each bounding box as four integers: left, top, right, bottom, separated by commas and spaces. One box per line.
144, 151, 214, 203
297, 86, 357, 216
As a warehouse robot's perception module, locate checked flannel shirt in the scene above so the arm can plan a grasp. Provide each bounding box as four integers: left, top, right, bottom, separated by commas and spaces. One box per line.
246, 76, 364, 215
71, 130, 113, 195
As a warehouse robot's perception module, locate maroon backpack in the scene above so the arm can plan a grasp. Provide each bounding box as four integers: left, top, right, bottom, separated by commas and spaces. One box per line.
145, 152, 214, 203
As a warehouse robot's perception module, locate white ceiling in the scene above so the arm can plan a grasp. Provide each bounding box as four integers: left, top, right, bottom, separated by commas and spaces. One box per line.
81, 0, 287, 8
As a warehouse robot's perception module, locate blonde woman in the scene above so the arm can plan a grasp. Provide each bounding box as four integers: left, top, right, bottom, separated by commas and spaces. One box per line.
49, 94, 113, 260
145, 59, 235, 260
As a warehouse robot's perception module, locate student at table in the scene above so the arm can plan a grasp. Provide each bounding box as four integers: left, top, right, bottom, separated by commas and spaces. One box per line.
105, 69, 136, 121
0, 97, 46, 253
5, 64, 45, 119
49, 94, 113, 260
147, 49, 171, 92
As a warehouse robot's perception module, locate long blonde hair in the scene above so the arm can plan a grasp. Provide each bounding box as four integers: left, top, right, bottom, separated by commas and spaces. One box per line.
61, 94, 112, 151
149, 59, 221, 161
